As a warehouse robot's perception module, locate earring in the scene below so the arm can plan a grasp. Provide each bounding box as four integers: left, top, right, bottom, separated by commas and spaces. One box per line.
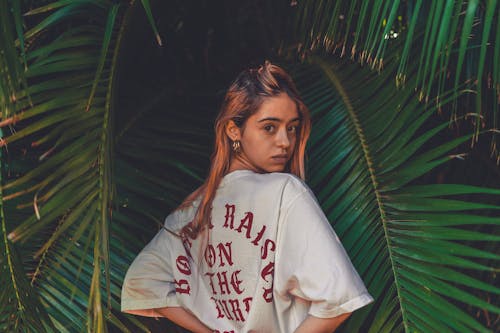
232, 140, 241, 154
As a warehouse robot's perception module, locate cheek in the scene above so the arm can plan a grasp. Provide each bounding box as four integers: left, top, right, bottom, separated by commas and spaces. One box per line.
242, 133, 266, 153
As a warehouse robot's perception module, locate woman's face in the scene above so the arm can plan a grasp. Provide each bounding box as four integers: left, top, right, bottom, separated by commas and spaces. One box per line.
227, 93, 301, 173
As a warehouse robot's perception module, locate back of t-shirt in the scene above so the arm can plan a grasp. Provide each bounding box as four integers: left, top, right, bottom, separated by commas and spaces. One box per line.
122, 169, 374, 332
169, 170, 291, 332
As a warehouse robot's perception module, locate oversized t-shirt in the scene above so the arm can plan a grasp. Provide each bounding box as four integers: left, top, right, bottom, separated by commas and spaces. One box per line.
121, 170, 374, 332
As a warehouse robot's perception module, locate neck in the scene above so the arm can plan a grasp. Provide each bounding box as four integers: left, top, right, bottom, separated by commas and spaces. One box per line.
227, 155, 263, 174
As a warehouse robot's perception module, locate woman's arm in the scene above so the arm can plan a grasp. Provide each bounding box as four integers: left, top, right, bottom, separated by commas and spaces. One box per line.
154, 307, 213, 333
294, 312, 352, 333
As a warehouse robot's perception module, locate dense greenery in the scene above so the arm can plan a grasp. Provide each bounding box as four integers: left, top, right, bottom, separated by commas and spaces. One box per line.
0, 1, 498, 332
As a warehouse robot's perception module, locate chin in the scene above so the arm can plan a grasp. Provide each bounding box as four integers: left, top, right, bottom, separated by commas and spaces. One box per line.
264, 166, 286, 173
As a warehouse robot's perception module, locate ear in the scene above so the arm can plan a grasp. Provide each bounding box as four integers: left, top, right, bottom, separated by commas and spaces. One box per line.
225, 120, 242, 141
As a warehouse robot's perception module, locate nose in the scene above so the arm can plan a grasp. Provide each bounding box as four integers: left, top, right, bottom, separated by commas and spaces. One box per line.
276, 128, 291, 149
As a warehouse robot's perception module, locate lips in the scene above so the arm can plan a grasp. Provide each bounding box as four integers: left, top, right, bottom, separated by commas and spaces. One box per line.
271, 154, 288, 163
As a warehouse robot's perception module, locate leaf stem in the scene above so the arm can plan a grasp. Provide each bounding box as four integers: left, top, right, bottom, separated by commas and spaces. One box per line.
312, 55, 410, 332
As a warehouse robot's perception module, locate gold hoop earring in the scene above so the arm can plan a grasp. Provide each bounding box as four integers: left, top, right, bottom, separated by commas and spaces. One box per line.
232, 140, 241, 154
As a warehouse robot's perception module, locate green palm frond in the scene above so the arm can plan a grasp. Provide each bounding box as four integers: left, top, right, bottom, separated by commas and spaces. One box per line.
0, 236, 55, 332
289, 0, 500, 161
0, 131, 55, 332
0, 0, 133, 330
0, 1, 212, 330
288, 52, 500, 332
0, 0, 28, 118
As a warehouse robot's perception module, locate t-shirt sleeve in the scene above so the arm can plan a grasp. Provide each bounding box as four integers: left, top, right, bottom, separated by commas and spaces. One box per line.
121, 215, 181, 317
275, 181, 374, 318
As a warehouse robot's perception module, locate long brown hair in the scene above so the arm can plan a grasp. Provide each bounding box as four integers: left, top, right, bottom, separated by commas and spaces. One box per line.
179, 60, 311, 239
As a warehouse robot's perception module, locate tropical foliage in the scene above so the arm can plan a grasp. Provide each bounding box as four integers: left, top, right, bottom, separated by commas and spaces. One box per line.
288, 0, 500, 162
291, 54, 500, 332
0, 0, 498, 332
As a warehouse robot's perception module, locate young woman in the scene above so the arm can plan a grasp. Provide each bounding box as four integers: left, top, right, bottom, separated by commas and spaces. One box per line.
121, 61, 374, 332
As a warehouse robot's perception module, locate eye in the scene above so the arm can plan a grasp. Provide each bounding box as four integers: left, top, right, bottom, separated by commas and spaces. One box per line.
263, 124, 275, 132
287, 125, 298, 133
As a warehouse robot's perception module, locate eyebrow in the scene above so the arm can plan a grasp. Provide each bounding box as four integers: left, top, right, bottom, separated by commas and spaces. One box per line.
257, 117, 301, 123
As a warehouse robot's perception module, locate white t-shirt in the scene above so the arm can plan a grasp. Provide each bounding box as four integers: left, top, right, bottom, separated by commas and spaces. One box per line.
121, 170, 374, 332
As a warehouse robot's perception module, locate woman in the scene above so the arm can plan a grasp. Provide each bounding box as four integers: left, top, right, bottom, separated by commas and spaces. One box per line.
121, 61, 374, 332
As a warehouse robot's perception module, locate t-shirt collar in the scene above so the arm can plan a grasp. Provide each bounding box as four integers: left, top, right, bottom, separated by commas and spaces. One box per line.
220, 169, 256, 186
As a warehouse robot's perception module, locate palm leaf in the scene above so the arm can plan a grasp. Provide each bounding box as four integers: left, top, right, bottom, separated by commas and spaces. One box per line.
0, 0, 28, 118
0, 1, 151, 331
286, 52, 500, 332
1, 1, 212, 330
0, 127, 55, 332
289, 0, 500, 161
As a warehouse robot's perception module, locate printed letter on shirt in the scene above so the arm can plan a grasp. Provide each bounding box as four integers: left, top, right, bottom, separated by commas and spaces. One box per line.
261, 239, 276, 260
217, 271, 231, 295
236, 212, 254, 239
251, 225, 266, 246
230, 270, 245, 294
228, 299, 245, 322
204, 244, 217, 268
223, 204, 236, 229
210, 297, 225, 318
176, 255, 191, 275
205, 272, 217, 294
175, 279, 191, 295
216, 242, 234, 267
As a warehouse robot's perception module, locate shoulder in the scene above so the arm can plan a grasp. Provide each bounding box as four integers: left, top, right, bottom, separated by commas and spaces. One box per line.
241, 172, 313, 207
264, 172, 305, 187
226, 170, 308, 189
271, 173, 312, 203
225, 171, 310, 196
163, 197, 201, 232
